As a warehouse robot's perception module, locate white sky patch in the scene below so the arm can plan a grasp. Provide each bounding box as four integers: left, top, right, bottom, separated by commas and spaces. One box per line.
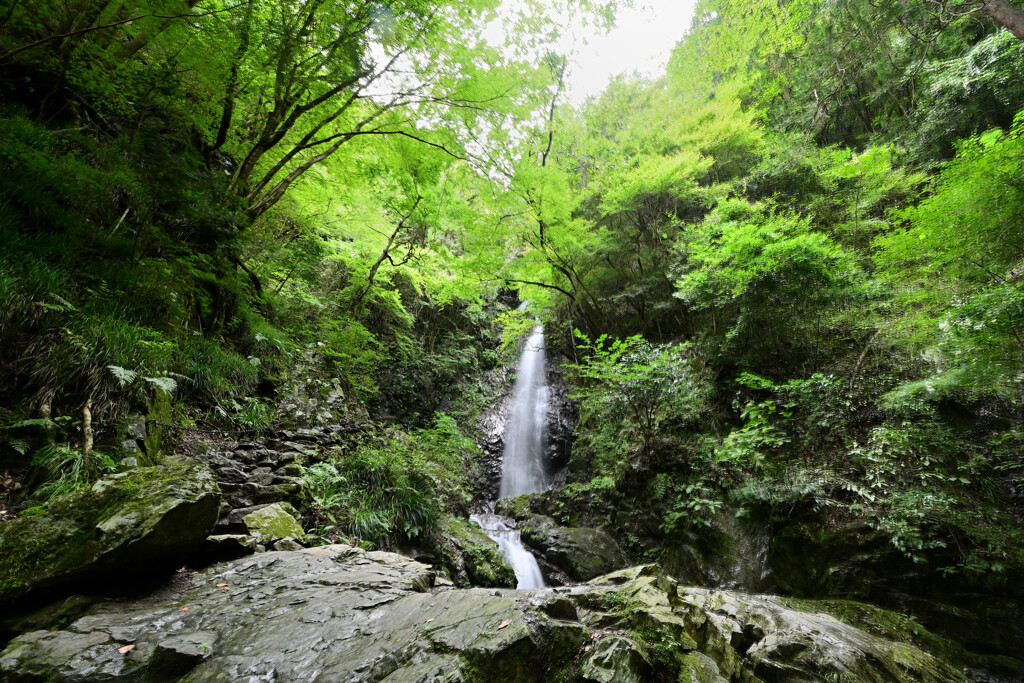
567, 0, 697, 104
486, 0, 698, 106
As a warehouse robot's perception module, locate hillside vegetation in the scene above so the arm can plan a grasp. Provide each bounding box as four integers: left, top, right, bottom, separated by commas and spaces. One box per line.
1, 0, 1023, 617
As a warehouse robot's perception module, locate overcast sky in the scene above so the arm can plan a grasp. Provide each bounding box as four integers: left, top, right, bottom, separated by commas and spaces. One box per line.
563, 0, 697, 104
485, 0, 698, 105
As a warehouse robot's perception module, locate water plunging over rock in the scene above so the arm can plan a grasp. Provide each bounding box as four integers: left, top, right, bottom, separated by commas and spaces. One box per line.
475, 325, 549, 589
469, 511, 545, 590
500, 326, 548, 499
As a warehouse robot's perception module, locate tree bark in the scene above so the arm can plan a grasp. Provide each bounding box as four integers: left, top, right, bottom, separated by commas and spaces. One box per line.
976, 0, 1024, 40
82, 399, 94, 463
348, 197, 422, 312
39, 400, 55, 446
210, 0, 254, 153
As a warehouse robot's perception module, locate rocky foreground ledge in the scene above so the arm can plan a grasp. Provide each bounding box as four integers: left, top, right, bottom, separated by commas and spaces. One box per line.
0, 544, 991, 682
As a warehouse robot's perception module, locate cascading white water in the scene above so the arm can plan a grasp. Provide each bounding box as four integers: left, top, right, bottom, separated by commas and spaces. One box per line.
469, 511, 545, 589
500, 326, 549, 499
473, 324, 549, 589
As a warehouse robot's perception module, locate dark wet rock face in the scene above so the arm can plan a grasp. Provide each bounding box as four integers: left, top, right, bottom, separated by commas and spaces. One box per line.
660, 507, 775, 593
520, 514, 628, 582
0, 456, 219, 606
769, 521, 1024, 663
0, 549, 974, 683
543, 361, 578, 485
502, 487, 1024, 667
476, 366, 513, 504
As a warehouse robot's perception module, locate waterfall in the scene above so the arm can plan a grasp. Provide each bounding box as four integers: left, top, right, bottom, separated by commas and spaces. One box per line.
472, 324, 549, 589
500, 326, 548, 499
469, 511, 546, 589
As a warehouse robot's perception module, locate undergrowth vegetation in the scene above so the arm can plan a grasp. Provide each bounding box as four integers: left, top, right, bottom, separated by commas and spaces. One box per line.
304, 415, 479, 549
1, 0, 1024, 601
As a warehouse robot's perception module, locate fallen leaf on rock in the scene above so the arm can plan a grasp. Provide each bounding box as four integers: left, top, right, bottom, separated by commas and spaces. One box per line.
497, 619, 511, 630
118, 645, 135, 654
180, 607, 188, 612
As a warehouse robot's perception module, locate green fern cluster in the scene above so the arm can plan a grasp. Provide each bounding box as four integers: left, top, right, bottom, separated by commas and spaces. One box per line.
303, 414, 478, 549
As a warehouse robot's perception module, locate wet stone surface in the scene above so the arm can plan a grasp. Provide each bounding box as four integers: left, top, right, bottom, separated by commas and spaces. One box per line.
0, 549, 976, 683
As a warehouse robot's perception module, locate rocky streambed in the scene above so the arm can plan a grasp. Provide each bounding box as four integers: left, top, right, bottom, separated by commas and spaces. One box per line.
0, 543, 997, 682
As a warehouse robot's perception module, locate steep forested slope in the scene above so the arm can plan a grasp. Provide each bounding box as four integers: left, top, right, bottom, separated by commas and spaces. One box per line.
2, 0, 1024, 676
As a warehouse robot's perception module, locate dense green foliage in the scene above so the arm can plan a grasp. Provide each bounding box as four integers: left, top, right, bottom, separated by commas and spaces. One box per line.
504, 0, 1024, 580
2, 0, 1024, 582
0, 0, 558, 501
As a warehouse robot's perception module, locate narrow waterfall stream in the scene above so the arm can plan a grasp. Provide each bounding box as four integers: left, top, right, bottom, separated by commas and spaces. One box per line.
471, 325, 548, 589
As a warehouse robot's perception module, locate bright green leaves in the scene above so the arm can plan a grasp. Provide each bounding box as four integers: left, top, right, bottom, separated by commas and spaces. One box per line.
873, 113, 1024, 397
880, 114, 1024, 283
567, 332, 713, 456
819, 145, 925, 250
674, 200, 859, 368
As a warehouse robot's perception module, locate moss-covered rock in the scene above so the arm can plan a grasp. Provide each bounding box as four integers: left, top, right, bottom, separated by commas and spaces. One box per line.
144, 386, 172, 461
677, 585, 968, 682
520, 514, 627, 581
779, 595, 1024, 681
0, 554, 983, 682
243, 502, 304, 544
438, 517, 516, 587
769, 519, 1024, 660
495, 493, 534, 520
660, 504, 774, 593
578, 634, 652, 682
679, 652, 729, 683
0, 455, 219, 605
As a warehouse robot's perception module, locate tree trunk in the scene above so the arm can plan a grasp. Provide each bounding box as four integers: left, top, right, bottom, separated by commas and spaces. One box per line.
81, 399, 94, 466
977, 0, 1024, 40
39, 400, 55, 446
210, 1, 254, 153
348, 196, 421, 312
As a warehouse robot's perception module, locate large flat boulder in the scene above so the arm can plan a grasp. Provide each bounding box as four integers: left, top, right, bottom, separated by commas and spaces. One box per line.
0, 456, 220, 605
0, 549, 983, 683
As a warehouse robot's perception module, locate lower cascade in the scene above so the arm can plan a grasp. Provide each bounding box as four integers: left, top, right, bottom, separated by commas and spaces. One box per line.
474, 325, 549, 589
469, 511, 545, 589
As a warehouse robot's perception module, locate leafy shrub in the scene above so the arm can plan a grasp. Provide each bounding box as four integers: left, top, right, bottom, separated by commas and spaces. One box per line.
304, 414, 478, 548
567, 332, 713, 457
30, 444, 117, 501
675, 204, 860, 372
